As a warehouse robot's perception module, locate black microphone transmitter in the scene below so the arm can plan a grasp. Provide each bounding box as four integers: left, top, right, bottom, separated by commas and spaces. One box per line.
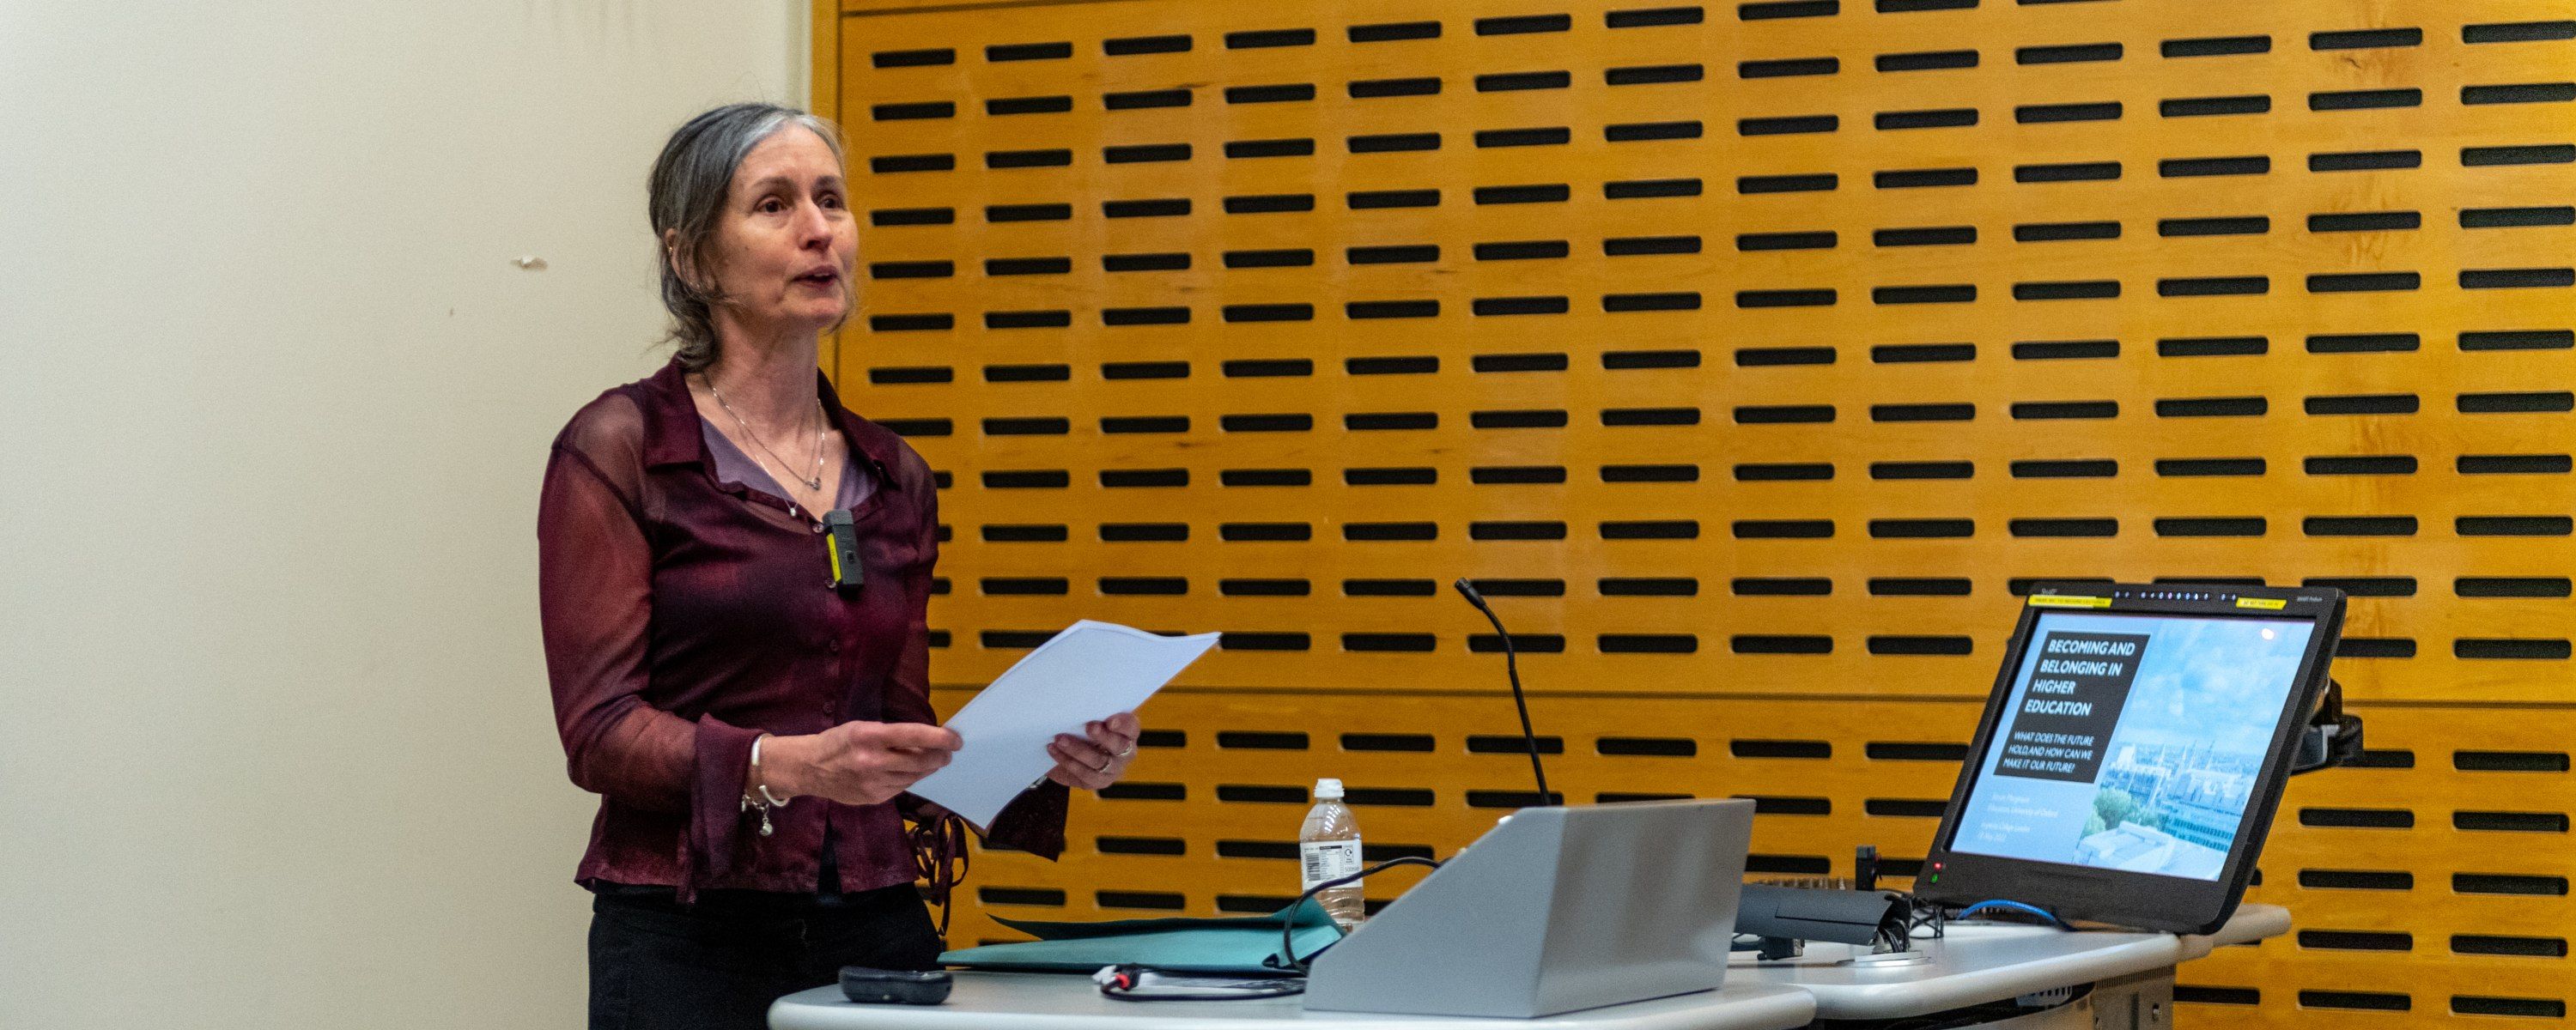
824, 508, 864, 591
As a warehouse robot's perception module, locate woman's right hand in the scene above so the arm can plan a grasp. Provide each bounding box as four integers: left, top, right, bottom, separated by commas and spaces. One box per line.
762, 722, 962, 806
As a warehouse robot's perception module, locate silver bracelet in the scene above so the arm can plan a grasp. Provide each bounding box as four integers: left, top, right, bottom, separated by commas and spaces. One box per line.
742, 734, 784, 837
751, 736, 794, 805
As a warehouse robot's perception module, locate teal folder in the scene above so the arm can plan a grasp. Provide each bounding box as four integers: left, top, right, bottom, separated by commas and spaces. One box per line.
939, 900, 1345, 974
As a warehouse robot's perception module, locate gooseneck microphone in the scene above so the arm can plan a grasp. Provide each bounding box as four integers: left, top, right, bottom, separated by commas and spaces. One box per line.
1452, 579, 1552, 806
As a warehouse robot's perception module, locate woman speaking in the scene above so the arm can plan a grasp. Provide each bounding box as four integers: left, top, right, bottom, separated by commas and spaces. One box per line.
538, 103, 1140, 1030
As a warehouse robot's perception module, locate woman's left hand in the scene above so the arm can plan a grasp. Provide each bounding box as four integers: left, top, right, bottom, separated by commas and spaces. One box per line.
1046, 712, 1141, 791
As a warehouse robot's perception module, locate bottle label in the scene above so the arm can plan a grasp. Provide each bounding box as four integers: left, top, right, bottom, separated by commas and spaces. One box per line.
1300, 839, 1362, 891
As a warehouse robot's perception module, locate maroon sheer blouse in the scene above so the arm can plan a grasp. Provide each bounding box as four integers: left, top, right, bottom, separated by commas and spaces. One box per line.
538, 359, 1064, 900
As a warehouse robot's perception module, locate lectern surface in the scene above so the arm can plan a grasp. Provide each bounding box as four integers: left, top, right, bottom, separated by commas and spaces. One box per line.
1724, 904, 2287, 1021
768, 974, 1815, 1030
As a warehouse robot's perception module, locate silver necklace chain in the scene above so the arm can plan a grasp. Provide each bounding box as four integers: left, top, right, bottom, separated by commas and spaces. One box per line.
705, 375, 826, 493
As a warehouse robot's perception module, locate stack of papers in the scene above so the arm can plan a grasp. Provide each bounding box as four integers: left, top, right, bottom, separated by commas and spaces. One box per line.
909, 620, 1219, 827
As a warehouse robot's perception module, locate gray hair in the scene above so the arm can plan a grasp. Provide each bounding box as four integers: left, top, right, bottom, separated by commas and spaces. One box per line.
647, 102, 848, 372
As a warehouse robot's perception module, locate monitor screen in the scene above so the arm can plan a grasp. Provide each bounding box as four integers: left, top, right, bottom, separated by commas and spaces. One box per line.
1947, 610, 2317, 881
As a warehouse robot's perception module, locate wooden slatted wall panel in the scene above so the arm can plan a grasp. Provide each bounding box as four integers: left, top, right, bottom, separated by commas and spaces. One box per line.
828, 0, 2574, 1023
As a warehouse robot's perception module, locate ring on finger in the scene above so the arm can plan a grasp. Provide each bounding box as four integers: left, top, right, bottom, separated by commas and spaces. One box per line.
1115, 745, 1136, 758
1092, 758, 1112, 773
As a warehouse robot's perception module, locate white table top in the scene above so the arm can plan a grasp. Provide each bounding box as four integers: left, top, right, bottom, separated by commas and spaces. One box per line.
769, 905, 2288, 1028
769, 975, 1816, 1030
1723, 904, 2288, 1021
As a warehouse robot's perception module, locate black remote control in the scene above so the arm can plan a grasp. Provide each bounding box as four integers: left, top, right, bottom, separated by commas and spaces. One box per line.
839, 966, 952, 1005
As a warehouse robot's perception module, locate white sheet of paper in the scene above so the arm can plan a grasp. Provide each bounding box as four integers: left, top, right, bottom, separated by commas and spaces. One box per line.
908, 619, 1218, 827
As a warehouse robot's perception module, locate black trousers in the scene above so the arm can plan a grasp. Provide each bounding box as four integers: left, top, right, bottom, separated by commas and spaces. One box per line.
587, 883, 943, 1030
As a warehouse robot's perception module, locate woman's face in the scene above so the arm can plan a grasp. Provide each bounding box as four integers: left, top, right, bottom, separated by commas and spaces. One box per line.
698, 126, 856, 339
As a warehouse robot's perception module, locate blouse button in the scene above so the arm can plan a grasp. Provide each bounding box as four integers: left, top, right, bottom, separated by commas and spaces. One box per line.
829, 640, 843, 654
811, 523, 825, 534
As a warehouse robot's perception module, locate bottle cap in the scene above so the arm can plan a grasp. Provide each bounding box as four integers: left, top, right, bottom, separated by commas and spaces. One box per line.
1314, 778, 1344, 799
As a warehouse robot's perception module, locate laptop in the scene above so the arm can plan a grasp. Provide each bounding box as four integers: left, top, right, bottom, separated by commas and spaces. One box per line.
1303, 798, 1756, 1018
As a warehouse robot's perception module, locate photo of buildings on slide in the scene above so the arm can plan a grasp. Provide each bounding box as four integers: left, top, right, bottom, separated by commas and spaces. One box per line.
2074, 742, 2263, 880
2062, 619, 2309, 879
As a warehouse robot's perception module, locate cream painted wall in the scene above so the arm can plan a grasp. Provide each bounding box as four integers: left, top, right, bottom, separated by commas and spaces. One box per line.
0, 3, 810, 1026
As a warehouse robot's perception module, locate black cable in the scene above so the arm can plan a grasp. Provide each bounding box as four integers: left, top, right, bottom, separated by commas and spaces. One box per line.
907, 811, 971, 939
1956, 900, 2077, 930
1452, 579, 1551, 805
1905, 896, 1949, 942
1274, 856, 1444, 972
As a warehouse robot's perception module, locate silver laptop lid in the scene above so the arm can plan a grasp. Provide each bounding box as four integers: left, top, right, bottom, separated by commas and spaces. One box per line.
1304, 798, 1756, 1019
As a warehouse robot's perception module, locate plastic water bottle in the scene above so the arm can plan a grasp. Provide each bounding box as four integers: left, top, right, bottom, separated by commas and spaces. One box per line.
1299, 778, 1365, 930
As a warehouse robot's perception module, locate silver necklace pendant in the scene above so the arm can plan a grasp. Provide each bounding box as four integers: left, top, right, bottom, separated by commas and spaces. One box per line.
708, 375, 828, 497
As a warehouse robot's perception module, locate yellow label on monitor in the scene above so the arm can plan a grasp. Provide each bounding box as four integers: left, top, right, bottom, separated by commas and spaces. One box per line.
2235, 597, 2288, 610
2027, 595, 2113, 609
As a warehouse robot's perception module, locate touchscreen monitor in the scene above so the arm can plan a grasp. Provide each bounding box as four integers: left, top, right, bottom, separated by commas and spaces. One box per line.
1918, 584, 2342, 933
1951, 611, 2313, 880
